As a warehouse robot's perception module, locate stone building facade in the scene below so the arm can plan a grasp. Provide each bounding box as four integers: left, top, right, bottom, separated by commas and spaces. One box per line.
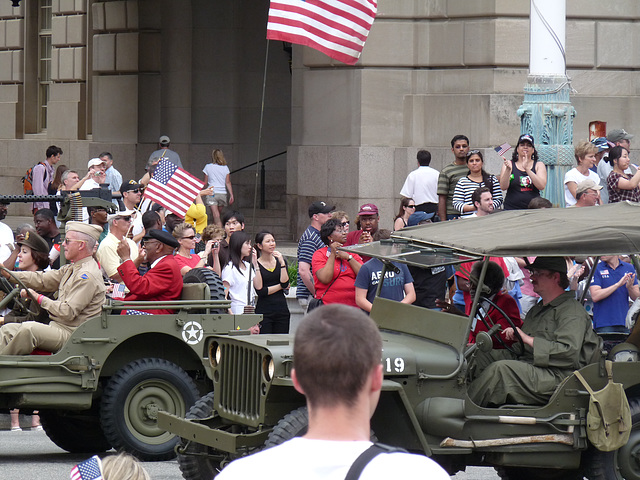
0, 0, 638, 237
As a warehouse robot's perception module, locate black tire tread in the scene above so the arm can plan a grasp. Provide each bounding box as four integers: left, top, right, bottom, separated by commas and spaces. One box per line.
183, 268, 226, 313
40, 409, 112, 454
100, 357, 199, 461
264, 406, 309, 448
178, 392, 221, 480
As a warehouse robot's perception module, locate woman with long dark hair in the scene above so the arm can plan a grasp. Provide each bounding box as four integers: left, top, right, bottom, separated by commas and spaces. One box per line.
253, 231, 290, 333
221, 231, 256, 314
452, 150, 502, 216
393, 197, 416, 230
499, 134, 547, 210
606, 145, 640, 204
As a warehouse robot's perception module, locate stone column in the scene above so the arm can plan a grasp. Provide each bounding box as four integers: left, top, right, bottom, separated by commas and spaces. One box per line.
517, 0, 574, 207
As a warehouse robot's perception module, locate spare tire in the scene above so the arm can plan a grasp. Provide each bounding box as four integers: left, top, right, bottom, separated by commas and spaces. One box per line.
183, 268, 226, 313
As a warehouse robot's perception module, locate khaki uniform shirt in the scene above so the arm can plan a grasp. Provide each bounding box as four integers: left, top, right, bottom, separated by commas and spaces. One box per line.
13, 256, 105, 330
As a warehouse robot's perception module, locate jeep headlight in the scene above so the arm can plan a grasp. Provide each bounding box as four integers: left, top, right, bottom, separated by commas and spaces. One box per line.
262, 355, 275, 381
209, 341, 222, 368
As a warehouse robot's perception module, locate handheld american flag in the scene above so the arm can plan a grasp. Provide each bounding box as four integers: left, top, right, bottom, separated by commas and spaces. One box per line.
70, 455, 103, 480
143, 160, 204, 218
494, 143, 512, 157
267, 0, 377, 65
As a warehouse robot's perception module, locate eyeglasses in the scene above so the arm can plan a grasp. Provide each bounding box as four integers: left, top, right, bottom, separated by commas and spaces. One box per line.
182, 235, 196, 240
63, 238, 86, 245
407, 205, 416, 209
340, 221, 349, 227
115, 216, 132, 222
142, 239, 159, 247
466, 150, 481, 157
529, 269, 551, 277
126, 189, 140, 194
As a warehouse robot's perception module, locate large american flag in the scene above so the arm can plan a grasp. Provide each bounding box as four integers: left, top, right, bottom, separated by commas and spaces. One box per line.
70, 455, 103, 480
267, 0, 377, 65
143, 160, 204, 218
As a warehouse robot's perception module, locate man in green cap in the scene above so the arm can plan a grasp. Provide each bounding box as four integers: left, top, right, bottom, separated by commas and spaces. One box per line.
0, 221, 106, 355
467, 256, 600, 407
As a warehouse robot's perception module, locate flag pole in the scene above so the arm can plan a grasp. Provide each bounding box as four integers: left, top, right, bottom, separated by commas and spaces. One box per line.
246, 37, 270, 310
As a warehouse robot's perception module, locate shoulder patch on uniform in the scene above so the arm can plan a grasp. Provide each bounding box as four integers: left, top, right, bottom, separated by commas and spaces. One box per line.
80, 273, 89, 279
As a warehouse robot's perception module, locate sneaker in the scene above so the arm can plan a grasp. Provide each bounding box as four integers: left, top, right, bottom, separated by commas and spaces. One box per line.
10, 426, 22, 432
33, 425, 43, 431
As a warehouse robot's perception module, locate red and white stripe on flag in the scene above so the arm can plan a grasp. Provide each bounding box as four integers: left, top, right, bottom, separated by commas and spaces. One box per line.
142, 160, 204, 218
267, 0, 377, 65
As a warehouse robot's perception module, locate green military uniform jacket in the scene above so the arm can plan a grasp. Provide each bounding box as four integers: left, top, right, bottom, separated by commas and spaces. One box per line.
468, 292, 600, 406
12, 256, 105, 331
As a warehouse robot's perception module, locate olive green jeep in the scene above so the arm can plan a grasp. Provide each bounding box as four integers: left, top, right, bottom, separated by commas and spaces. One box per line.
159, 202, 640, 480
0, 192, 259, 461
0, 266, 260, 460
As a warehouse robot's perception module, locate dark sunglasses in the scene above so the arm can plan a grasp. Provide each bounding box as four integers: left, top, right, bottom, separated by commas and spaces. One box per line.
182, 235, 196, 240
115, 216, 131, 221
340, 221, 349, 227
466, 149, 481, 157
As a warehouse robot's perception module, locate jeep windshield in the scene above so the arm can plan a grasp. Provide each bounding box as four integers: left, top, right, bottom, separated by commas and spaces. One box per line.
341, 202, 640, 264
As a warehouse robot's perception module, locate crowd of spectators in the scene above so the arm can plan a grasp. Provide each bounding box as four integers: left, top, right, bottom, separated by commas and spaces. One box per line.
0, 129, 637, 354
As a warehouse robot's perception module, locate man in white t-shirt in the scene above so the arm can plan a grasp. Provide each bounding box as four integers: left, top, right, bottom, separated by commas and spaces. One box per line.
217, 305, 450, 480
399, 149, 439, 216
0, 203, 14, 264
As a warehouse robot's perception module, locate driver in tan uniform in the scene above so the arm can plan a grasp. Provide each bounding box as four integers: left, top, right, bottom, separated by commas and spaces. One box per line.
0, 222, 106, 355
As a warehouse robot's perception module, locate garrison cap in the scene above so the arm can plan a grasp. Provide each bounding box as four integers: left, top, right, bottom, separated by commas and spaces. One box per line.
65, 221, 102, 242
17, 231, 49, 255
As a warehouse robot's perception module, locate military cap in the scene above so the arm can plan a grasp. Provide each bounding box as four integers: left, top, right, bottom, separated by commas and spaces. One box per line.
17, 231, 49, 255
143, 228, 179, 249
65, 221, 102, 242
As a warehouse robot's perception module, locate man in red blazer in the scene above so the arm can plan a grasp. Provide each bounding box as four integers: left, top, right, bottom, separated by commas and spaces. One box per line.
116, 229, 182, 314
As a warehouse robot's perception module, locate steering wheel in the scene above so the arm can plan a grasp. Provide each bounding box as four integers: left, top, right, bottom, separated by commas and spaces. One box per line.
0, 266, 43, 317
474, 295, 524, 356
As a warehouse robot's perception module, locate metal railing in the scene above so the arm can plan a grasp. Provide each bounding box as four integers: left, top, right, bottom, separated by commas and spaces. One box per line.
229, 151, 286, 209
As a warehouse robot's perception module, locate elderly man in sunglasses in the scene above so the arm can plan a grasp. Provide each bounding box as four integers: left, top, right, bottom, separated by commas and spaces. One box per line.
115, 229, 182, 315
0, 222, 105, 354
97, 210, 142, 285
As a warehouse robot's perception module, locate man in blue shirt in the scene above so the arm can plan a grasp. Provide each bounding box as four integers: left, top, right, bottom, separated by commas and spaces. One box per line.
354, 230, 415, 313
589, 256, 640, 333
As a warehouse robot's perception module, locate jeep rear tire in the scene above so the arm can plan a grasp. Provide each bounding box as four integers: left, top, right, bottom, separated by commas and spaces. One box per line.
100, 358, 199, 461
40, 409, 112, 454
584, 397, 640, 480
264, 406, 309, 448
177, 392, 225, 480
183, 268, 226, 313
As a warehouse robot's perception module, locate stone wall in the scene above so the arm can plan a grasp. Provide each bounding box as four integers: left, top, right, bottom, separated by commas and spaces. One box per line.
287, 0, 640, 236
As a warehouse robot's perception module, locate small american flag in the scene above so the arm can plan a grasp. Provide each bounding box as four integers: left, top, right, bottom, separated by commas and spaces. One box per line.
494, 143, 512, 156
70, 455, 103, 480
143, 160, 204, 218
267, 0, 377, 65
111, 283, 126, 300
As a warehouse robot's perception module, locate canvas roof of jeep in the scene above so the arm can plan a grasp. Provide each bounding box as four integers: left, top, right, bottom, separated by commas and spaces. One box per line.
341, 201, 640, 268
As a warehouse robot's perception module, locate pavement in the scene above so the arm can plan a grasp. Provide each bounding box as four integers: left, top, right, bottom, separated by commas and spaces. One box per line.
0, 427, 499, 479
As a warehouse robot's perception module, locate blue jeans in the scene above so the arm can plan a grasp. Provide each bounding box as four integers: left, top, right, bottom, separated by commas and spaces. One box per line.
595, 325, 629, 334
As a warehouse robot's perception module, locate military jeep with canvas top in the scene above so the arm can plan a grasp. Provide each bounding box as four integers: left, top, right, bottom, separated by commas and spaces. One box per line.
159, 202, 640, 479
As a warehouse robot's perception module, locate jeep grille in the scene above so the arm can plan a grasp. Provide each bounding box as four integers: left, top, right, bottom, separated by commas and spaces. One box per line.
218, 342, 263, 420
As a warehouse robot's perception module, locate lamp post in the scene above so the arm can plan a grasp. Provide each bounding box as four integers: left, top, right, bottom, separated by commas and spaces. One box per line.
517, 0, 574, 207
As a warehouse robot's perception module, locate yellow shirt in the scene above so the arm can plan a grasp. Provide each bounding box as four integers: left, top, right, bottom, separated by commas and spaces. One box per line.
185, 203, 208, 234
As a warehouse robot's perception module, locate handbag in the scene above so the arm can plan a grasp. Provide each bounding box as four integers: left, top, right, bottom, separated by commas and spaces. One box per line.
307, 262, 342, 313
574, 360, 631, 452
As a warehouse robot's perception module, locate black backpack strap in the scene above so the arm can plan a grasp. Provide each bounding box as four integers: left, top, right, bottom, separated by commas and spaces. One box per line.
344, 443, 407, 480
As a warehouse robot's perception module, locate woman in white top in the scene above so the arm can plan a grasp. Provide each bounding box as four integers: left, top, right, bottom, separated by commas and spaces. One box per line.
564, 141, 600, 207
221, 231, 256, 314
203, 149, 234, 227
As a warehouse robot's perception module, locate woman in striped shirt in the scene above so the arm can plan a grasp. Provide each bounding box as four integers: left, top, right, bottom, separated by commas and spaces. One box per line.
452, 150, 503, 216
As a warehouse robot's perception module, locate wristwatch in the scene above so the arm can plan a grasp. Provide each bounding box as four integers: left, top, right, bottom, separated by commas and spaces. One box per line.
347, 254, 353, 261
